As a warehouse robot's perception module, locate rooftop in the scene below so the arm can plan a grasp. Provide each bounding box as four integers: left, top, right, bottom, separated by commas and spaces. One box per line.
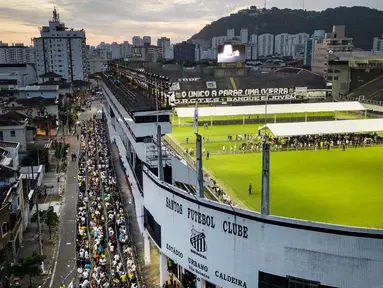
146, 68, 326, 92
72, 80, 90, 87
262, 118, 383, 137
330, 51, 383, 61
0, 64, 27, 68
40, 80, 71, 89
0, 80, 17, 85
0, 165, 17, 179
0, 141, 19, 149
11, 97, 57, 107
101, 73, 170, 114
19, 85, 59, 92
39, 71, 62, 78
0, 111, 28, 126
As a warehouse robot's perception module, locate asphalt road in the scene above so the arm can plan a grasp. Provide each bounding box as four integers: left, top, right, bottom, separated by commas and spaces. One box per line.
49, 107, 98, 288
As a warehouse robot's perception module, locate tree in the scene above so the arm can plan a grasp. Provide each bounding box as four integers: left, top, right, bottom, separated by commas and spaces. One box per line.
31, 206, 60, 240
12, 252, 47, 288
21, 144, 50, 172
45, 208, 60, 240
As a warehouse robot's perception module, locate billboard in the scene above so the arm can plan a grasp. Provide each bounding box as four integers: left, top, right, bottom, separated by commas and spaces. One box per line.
217, 44, 246, 63
167, 87, 327, 105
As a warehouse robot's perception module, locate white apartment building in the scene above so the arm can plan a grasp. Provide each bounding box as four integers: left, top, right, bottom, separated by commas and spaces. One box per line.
111, 42, 121, 59
143, 36, 151, 46
247, 34, 258, 60
212, 36, 228, 48
258, 34, 274, 57
227, 29, 235, 39
97, 42, 111, 52
373, 35, 383, 51
33, 9, 87, 83
304, 30, 325, 66
87, 49, 109, 74
0, 43, 35, 65
201, 49, 216, 60
275, 33, 292, 56
157, 37, 173, 59
311, 25, 353, 79
240, 29, 249, 44
274, 33, 309, 57
120, 41, 132, 58
132, 36, 144, 47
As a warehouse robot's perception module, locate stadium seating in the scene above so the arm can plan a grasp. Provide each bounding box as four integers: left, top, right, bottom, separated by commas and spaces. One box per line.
348, 74, 383, 101
154, 68, 326, 92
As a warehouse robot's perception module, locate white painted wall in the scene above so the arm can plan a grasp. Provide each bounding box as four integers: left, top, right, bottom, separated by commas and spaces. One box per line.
143, 170, 383, 288
171, 156, 197, 185
0, 125, 27, 151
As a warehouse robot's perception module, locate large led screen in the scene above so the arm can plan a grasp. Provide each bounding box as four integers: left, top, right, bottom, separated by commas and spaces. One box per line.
217, 44, 246, 63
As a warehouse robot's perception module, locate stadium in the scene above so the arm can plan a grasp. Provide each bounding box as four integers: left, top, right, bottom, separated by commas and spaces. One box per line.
100, 49, 383, 288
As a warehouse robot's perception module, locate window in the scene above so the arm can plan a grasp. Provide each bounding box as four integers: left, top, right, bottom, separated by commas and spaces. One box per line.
1, 222, 8, 236
10, 130, 15, 137
288, 277, 319, 288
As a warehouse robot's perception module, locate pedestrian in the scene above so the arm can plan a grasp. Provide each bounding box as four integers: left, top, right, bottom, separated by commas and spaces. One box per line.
248, 183, 252, 195
206, 151, 210, 160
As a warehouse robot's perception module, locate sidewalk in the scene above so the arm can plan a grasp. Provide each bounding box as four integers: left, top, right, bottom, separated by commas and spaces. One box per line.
17, 195, 61, 288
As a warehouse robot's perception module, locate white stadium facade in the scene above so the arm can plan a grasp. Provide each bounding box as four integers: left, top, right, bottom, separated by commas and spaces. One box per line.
99, 66, 383, 288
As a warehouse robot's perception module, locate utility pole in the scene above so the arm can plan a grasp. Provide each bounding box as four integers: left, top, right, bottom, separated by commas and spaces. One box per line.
32, 164, 44, 271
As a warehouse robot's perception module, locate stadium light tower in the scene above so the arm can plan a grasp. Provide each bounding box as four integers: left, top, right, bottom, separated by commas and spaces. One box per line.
261, 96, 270, 216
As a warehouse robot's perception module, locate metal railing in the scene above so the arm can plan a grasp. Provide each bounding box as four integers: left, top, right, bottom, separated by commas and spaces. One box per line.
338, 95, 383, 107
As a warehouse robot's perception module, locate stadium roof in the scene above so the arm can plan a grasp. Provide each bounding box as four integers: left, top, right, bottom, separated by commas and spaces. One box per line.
260, 119, 383, 137
176, 102, 365, 118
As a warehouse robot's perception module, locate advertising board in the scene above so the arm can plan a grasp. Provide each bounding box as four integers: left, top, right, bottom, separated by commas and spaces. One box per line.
217, 44, 246, 63
143, 171, 383, 288
168, 87, 311, 105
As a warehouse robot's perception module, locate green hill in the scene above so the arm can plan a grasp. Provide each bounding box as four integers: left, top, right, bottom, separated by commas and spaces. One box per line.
189, 6, 383, 50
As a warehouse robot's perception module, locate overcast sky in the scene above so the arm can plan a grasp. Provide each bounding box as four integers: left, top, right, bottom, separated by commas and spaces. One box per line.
0, 0, 382, 46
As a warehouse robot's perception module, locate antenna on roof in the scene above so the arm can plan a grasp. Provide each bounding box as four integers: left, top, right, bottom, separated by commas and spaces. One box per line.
52, 7, 60, 23
264, 0, 267, 9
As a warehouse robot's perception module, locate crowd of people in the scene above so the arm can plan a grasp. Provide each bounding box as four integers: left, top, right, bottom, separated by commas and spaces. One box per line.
76, 117, 139, 288
184, 132, 383, 155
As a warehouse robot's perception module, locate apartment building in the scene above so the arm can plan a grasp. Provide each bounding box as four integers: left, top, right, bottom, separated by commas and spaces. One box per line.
258, 34, 274, 57
240, 29, 249, 44
143, 36, 151, 47
373, 35, 383, 52
311, 25, 353, 80
132, 36, 144, 47
157, 37, 173, 59
0, 43, 35, 65
304, 30, 325, 66
33, 8, 87, 83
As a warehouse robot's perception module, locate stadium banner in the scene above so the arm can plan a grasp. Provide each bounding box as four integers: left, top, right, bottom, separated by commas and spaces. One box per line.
168, 87, 325, 104
143, 171, 383, 288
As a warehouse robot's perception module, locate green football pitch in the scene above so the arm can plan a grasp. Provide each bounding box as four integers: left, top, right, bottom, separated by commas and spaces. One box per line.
170, 123, 383, 228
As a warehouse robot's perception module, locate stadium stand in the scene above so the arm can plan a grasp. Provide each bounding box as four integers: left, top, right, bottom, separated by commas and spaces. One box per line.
150, 68, 326, 92
348, 73, 383, 101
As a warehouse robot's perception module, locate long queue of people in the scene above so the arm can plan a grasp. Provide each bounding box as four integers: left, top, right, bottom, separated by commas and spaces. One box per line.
76, 117, 139, 288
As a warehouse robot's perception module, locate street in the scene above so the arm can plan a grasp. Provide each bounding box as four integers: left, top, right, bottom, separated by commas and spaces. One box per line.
49, 106, 98, 288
